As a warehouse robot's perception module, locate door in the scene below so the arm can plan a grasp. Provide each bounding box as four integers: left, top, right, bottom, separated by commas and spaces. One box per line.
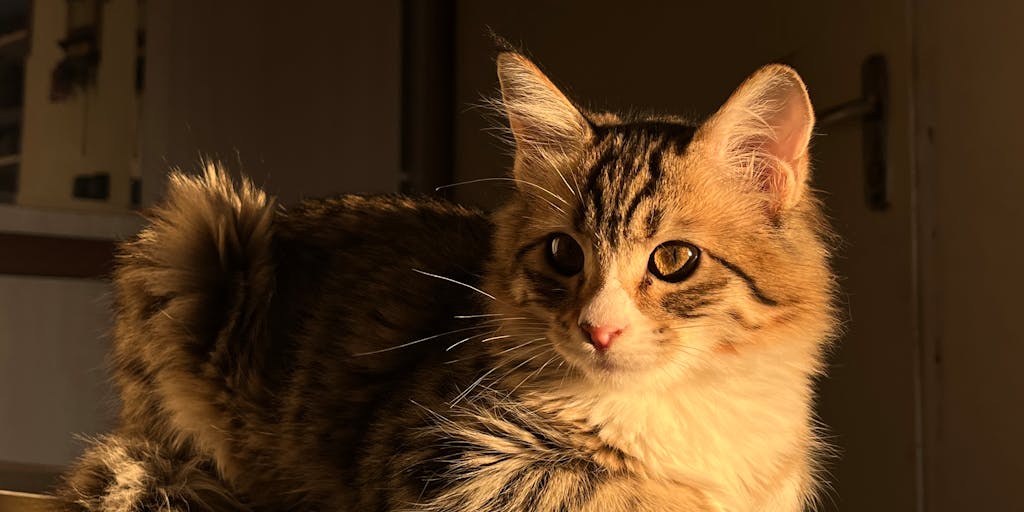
453, 2, 918, 510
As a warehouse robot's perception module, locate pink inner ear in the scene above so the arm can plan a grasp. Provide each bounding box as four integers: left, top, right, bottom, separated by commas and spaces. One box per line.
768, 96, 813, 165
758, 87, 813, 208
707, 65, 814, 212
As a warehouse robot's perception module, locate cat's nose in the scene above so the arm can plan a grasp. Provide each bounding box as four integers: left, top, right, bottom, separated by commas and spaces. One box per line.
581, 323, 625, 352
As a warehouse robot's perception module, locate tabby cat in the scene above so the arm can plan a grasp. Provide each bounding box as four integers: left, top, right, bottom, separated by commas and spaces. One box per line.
59, 48, 836, 512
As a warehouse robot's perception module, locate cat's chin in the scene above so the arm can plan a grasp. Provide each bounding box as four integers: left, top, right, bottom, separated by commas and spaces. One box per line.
559, 345, 666, 379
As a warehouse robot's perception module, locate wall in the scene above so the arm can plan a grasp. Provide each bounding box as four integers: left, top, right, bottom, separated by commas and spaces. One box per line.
916, 1, 1024, 510
1, 1, 404, 488
0, 275, 115, 468
140, 1, 402, 206
18, 0, 139, 212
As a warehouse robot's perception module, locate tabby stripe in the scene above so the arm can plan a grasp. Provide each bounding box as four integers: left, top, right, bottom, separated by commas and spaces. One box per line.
584, 145, 616, 227
661, 278, 729, 311
661, 292, 724, 318
603, 140, 638, 244
120, 356, 156, 387
571, 468, 603, 510
706, 252, 780, 306
728, 309, 762, 330
522, 469, 552, 510
622, 142, 665, 234
501, 408, 560, 453
521, 269, 568, 308
515, 237, 547, 262
489, 466, 532, 509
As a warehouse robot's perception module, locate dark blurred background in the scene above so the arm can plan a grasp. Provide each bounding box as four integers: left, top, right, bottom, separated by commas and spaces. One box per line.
0, 1, 1020, 510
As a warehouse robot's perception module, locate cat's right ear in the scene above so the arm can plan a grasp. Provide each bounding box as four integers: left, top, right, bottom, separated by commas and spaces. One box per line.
496, 52, 592, 168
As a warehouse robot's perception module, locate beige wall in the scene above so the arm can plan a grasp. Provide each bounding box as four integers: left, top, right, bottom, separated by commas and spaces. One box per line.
916, 2, 1024, 510
0, 275, 116, 467
18, 0, 140, 212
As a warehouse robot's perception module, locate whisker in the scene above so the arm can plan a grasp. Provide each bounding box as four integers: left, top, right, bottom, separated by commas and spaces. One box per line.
352, 325, 491, 356
436, 177, 570, 206
494, 337, 544, 356
446, 327, 548, 353
665, 323, 714, 331
477, 316, 533, 325
495, 346, 551, 383
510, 352, 560, 394
480, 334, 513, 343
445, 329, 501, 352
554, 167, 581, 201
450, 366, 500, 406
411, 269, 497, 301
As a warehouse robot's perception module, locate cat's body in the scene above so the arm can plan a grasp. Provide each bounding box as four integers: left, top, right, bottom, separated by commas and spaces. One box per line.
60, 50, 836, 512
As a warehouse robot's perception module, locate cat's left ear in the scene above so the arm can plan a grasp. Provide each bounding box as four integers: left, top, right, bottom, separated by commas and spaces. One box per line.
698, 65, 815, 212
497, 52, 592, 168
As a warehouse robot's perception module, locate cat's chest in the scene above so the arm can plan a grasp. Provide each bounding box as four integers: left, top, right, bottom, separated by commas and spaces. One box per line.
563, 379, 811, 509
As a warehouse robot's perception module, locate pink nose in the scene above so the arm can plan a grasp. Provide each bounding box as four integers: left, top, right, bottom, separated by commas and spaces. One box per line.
582, 324, 625, 352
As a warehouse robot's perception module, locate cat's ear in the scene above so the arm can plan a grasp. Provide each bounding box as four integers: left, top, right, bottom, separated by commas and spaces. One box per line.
698, 65, 815, 212
496, 52, 591, 166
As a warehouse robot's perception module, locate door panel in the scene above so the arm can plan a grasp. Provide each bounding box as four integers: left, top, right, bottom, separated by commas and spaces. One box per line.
916, 2, 1024, 510
454, 3, 917, 510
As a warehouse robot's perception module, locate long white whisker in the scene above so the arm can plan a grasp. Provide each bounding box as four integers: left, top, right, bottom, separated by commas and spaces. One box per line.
450, 366, 500, 406
480, 334, 513, 343
495, 337, 544, 356
510, 352, 560, 394
496, 346, 550, 383
411, 269, 496, 301
436, 177, 570, 205
554, 167, 580, 201
445, 329, 501, 352
352, 325, 490, 356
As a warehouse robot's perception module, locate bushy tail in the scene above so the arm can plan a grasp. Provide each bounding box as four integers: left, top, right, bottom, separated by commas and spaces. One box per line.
114, 163, 277, 370
58, 164, 277, 511
57, 434, 245, 512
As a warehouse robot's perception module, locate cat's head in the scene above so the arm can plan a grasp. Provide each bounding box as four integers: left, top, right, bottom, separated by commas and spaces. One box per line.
484, 51, 836, 391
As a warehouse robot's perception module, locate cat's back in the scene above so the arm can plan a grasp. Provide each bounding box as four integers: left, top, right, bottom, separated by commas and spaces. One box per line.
107, 168, 493, 506
268, 190, 496, 373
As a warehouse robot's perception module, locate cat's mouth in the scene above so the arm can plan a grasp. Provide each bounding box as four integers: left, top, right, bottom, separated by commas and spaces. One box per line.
556, 337, 658, 376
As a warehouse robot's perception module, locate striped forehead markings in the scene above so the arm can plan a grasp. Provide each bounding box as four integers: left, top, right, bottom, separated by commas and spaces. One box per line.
579, 123, 695, 244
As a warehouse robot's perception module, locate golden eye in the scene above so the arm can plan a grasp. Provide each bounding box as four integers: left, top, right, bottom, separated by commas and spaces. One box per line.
648, 241, 700, 283
545, 233, 584, 277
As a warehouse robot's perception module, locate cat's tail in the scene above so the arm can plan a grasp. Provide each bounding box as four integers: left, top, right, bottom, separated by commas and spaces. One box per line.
121, 161, 275, 336
112, 162, 277, 387
57, 433, 246, 512
102, 164, 278, 489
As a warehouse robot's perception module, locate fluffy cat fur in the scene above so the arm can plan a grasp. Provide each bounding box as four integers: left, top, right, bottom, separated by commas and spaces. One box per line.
58, 49, 837, 512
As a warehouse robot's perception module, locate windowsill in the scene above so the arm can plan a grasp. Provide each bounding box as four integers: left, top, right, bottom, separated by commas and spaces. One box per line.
0, 203, 144, 241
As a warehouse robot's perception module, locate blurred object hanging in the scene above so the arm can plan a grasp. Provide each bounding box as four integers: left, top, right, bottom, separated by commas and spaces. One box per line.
50, 0, 101, 101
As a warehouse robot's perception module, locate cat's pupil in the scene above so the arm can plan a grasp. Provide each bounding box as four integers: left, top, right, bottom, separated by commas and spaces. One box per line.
546, 233, 584, 277
648, 241, 700, 283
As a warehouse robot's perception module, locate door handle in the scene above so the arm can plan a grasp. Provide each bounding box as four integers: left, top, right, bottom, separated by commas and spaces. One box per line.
816, 54, 889, 211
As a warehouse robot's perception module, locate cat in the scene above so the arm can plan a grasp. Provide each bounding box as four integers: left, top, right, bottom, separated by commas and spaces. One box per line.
58, 46, 837, 512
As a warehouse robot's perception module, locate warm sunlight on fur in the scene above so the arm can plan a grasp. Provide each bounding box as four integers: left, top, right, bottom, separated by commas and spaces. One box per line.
60, 48, 837, 512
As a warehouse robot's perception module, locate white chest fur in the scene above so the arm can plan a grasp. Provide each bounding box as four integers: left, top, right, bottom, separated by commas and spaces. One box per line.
565, 344, 819, 511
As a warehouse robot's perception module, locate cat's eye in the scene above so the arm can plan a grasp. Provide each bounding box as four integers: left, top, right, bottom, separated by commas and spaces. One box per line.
545, 233, 584, 277
648, 241, 700, 283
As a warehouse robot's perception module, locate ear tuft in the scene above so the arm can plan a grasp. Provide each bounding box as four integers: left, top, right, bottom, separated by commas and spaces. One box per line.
496, 52, 591, 164
700, 64, 815, 212
487, 29, 519, 54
